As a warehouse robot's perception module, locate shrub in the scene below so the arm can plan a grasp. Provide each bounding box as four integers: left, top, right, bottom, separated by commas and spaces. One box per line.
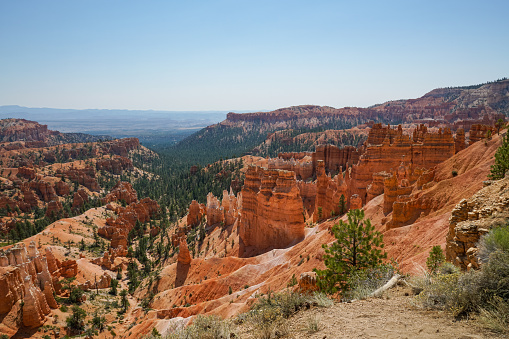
311, 292, 334, 308
247, 307, 289, 339
478, 224, 509, 264
252, 290, 311, 319
344, 263, 396, 301
287, 274, 297, 288
413, 226, 509, 323
166, 315, 236, 339
479, 296, 509, 334
305, 314, 321, 333
452, 169, 458, 177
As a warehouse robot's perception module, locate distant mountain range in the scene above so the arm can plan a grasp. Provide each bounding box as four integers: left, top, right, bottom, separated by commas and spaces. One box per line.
170, 79, 509, 164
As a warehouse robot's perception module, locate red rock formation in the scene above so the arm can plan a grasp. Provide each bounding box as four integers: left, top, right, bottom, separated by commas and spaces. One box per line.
55, 180, 70, 196
455, 128, 466, 153
186, 200, 205, 227
45, 200, 63, 217
17, 166, 36, 180
446, 175, 509, 270
0, 266, 24, 315
99, 187, 159, 251
58, 166, 99, 192
239, 167, 305, 256
348, 125, 455, 205
0, 242, 58, 330
206, 193, 224, 226
60, 260, 78, 278
105, 138, 140, 157
177, 239, 192, 265
102, 181, 138, 205
22, 275, 50, 328
313, 161, 349, 221
31, 180, 58, 202
269, 155, 314, 181
366, 171, 391, 203
0, 119, 58, 143
92, 247, 128, 271
275, 144, 360, 179
222, 189, 239, 226
313, 144, 360, 174
469, 124, 494, 144
298, 272, 318, 293
21, 184, 40, 209
96, 156, 133, 175
72, 188, 89, 209
349, 194, 363, 210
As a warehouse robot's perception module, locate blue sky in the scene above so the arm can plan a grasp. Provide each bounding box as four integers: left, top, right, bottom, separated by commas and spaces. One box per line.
1, 0, 508, 111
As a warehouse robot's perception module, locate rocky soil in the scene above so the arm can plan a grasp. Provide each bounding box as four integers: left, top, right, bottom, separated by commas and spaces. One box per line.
267, 286, 491, 339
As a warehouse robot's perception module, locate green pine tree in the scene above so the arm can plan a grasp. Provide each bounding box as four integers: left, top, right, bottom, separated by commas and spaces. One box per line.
339, 194, 346, 215
489, 133, 509, 180
426, 245, 445, 274
314, 209, 386, 294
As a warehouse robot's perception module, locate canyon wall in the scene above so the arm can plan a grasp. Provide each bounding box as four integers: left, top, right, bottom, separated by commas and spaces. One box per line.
239, 167, 305, 256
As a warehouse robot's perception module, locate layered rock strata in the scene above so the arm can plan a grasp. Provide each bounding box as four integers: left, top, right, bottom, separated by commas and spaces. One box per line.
239, 167, 305, 256
0, 242, 59, 330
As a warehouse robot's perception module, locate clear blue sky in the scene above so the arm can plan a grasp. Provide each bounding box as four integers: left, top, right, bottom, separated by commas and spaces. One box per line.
1, 0, 508, 111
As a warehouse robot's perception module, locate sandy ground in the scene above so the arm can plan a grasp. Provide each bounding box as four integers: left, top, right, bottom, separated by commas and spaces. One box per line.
238, 286, 495, 339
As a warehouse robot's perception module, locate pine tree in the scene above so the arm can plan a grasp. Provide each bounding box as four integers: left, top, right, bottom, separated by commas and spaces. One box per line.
338, 194, 346, 215
489, 133, 509, 180
314, 209, 386, 294
426, 245, 445, 274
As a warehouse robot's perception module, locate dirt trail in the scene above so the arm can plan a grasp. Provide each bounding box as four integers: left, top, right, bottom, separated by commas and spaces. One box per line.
240, 286, 494, 339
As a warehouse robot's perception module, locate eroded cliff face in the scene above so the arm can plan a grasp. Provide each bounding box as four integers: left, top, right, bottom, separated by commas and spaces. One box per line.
185, 166, 306, 258
224, 80, 509, 130
239, 167, 305, 256
446, 176, 509, 270
270, 124, 462, 222
0, 242, 59, 332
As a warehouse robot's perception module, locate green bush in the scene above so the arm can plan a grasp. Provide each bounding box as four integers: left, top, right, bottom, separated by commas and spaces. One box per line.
478, 224, 509, 264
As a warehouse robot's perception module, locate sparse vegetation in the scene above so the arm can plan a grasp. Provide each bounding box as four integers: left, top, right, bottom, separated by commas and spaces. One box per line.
166, 315, 237, 339
344, 263, 397, 301
413, 225, 509, 335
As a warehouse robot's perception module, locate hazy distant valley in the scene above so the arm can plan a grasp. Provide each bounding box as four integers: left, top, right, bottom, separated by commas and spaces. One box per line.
0, 106, 232, 146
